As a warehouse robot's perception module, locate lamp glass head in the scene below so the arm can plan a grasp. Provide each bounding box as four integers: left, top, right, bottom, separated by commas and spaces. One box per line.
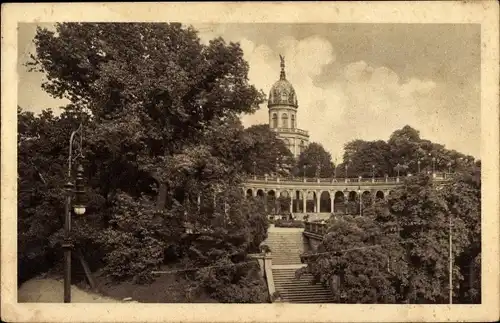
73, 205, 86, 215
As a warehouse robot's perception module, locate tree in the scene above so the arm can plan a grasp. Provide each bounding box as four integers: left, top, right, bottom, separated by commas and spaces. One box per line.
296, 142, 335, 178
339, 140, 392, 178
301, 168, 481, 304
22, 22, 270, 296
338, 125, 475, 177
298, 214, 408, 303
239, 124, 295, 177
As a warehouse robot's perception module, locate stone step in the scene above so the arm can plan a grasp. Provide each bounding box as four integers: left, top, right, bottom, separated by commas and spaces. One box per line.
275, 286, 329, 292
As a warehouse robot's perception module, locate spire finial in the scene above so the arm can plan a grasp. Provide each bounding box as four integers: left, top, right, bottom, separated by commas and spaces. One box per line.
279, 54, 286, 80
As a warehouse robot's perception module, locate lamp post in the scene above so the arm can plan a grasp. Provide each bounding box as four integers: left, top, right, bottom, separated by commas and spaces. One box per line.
345, 159, 351, 179
358, 187, 362, 216
417, 159, 421, 173
303, 164, 307, 180
63, 125, 87, 303
372, 164, 375, 181
396, 163, 400, 178
447, 161, 452, 174
316, 164, 321, 179
432, 157, 436, 175
252, 161, 256, 179
449, 211, 453, 304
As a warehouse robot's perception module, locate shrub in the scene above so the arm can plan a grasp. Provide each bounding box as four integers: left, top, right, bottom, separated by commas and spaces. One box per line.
96, 192, 183, 283
194, 258, 269, 303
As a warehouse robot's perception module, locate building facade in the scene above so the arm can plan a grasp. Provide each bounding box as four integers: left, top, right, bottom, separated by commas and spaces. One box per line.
268, 55, 309, 158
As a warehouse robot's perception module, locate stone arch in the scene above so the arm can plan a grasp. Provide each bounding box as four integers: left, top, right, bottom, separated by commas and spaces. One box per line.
362, 190, 372, 201
256, 189, 265, 197
376, 190, 385, 200
246, 188, 253, 198
305, 191, 317, 213
291, 114, 295, 128
346, 191, 358, 215
334, 191, 346, 214
282, 113, 288, 128
294, 190, 304, 213
278, 190, 291, 215
272, 113, 278, 128
267, 190, 277, 214
320, 191, 331, 212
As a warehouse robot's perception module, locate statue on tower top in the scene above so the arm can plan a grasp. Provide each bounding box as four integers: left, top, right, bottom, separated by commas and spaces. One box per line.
279, 54, 286, 80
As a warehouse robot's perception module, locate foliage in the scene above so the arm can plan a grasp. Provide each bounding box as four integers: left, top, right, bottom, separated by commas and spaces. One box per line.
240, 124, 295, 177
298, 214, 408, 303
193, 259, 268, 303
20, 22, 269, 296
338, 125, 475, 178
96, 192, 184, 283
295, 142, 335, 178
301, 166, 481, 304
339, 140, 391, 178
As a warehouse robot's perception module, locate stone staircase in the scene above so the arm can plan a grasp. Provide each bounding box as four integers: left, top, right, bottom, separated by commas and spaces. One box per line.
272, 269, 335, 303
263, 227, 335, 303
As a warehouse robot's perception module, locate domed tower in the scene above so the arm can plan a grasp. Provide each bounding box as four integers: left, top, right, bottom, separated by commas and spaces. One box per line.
268, 55, 309, 157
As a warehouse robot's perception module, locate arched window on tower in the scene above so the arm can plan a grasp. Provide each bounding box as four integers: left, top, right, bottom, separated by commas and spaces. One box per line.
282, 113, 288, 128
272, 113, 278, 128
281, 90, 288, 102
291, 114, 295, 129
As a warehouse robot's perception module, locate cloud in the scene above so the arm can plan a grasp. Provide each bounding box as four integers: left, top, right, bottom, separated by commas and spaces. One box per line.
224, 31, 446, 160
20, 23, 479, 158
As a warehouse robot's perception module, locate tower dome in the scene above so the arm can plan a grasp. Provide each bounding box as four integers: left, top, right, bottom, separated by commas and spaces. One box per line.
268, 55, 298, 108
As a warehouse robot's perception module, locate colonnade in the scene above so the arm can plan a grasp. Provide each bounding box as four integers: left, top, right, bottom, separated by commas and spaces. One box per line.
243, 187, 391, 214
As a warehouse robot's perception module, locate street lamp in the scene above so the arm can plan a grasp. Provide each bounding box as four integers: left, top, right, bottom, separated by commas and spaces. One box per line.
345, 159, 351, 179
303, 164, 307, 180
396, 163, 400, 177
372, 164, 375, 180
357, 187, 362, 216
447, 161, 452, 174
333, 159, 338, 180
417, 159, 421, 173
252, 161, 256, 178
449, 211, 453, 304
63, 125, 87, 303
432, 157, 436, 175
316, 164, 321, 179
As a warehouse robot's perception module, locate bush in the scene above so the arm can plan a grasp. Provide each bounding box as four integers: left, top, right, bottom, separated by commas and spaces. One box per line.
274, 219, 304, 228
96, 192, 183, 283
194, 258, 269, 303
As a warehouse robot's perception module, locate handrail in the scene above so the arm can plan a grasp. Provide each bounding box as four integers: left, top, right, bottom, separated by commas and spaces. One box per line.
246, 174, 450, 184
270, 128, 309, 136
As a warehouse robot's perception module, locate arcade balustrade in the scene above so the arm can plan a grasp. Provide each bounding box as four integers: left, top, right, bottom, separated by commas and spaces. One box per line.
248, 173, 450, 184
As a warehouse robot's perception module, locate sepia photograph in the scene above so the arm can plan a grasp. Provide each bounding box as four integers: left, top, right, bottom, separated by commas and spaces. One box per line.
2, 2, 499, 322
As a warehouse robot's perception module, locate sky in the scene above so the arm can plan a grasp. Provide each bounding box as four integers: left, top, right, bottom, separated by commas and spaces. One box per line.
18, 23, 481, 160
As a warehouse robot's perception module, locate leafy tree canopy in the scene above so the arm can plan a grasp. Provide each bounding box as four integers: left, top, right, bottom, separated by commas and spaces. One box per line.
295, 142, 335, 178
20, 23, 270, 302
338, 125, 475, 178
301, 165, 481, 304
